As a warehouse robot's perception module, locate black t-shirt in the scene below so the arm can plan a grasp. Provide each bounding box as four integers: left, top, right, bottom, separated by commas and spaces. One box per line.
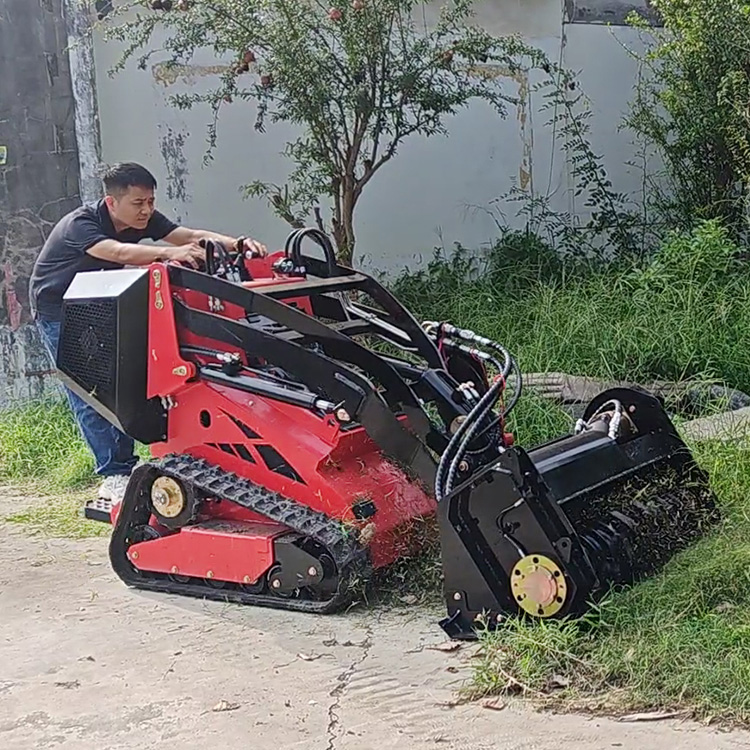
29, 199, 178, 321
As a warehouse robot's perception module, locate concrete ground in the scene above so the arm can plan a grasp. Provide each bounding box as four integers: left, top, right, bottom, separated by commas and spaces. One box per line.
2, 487, 750, 750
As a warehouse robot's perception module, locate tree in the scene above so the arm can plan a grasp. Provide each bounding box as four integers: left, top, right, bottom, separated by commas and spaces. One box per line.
626, 0, 750, 240
102, 0, 540, 264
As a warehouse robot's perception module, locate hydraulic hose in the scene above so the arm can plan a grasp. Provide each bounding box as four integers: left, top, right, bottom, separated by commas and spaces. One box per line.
435, 372, 506, 502
472, 357, 523, 444
444, 376, 508, 497
428, 322, 521, 502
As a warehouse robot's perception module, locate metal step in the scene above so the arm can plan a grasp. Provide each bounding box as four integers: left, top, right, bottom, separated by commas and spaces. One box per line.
84, 497, 112, 524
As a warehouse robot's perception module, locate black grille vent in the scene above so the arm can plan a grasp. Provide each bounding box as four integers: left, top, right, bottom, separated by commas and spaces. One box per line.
206, 443, 257, 464
222, 411, 262, 439
256, 444, 305, 484
234, 444, 256, 463
57, 267, 166, 445
58, 300, 117, 399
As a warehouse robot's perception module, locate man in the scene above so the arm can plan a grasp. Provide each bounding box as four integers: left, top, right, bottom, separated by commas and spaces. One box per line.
29, 162, 268, 503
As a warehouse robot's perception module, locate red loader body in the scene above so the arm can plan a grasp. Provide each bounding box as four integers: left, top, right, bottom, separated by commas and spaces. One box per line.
56, 228, 718, 638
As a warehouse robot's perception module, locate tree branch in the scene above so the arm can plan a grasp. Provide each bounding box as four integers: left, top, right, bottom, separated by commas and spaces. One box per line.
313, 205, 326, 232
356, 122, 422, 200
369, 11, 396, 165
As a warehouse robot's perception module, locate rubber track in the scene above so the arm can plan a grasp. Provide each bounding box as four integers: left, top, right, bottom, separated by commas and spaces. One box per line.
109, 454, 369, 614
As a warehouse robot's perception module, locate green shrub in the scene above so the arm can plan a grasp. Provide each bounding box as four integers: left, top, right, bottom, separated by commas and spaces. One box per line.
626, 0, 750, 239
393, 221, 750, 393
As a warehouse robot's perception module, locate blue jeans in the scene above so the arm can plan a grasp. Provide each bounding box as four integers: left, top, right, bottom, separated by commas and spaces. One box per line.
36, 318, 137, 477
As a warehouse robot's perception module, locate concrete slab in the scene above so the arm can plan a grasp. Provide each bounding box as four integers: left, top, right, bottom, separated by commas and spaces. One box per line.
2, 490, 749, 749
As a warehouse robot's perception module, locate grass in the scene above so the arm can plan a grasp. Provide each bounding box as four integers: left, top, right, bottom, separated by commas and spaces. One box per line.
0, 397, 96, 490
0, 396, 148, 538
392, 220, 750, 397
470, 438, 750, 726
5, 488, 112, 539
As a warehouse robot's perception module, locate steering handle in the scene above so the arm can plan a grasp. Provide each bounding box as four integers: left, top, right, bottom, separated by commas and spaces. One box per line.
283, 227, 337, 275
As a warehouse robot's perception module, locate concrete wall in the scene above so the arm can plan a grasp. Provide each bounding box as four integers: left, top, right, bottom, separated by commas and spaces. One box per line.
90, 0, 654, 275
0, 0, 656, 404
0, 0, 83, 404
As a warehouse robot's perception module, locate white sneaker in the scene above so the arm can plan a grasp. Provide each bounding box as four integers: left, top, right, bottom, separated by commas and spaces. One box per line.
97, 475, 131, 504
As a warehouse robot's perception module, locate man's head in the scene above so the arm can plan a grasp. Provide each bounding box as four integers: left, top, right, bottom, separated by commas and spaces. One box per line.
102, 162, 158, 230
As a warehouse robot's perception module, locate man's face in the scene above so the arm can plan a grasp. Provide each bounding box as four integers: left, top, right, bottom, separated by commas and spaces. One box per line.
107, 185, 155, 230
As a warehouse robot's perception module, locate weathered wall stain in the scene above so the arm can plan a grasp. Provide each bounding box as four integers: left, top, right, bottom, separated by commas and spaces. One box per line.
466, 64, 533, 192
64, 0, 104, 204
0, 325, 58, 401
159, 126, 191, 205
0, 210, 59, 329
152, 62, 232, 87
515, 73, 532, 192
3, 263, 22, 331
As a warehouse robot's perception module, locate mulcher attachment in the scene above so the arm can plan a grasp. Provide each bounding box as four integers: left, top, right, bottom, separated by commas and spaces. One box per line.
437, 386, 720, 639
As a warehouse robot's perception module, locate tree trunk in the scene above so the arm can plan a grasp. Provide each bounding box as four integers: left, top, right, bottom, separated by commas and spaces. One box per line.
332, 178, 357, 266
340, 191, 357, 267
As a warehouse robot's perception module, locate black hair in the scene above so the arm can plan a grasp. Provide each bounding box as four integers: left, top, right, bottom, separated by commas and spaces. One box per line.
102, 162, 157, 196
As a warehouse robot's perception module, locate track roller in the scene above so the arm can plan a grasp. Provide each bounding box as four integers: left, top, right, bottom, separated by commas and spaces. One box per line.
149, 475, 200, 529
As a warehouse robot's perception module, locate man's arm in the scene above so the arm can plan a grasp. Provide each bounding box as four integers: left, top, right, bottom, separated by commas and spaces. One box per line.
163, 226, 268, 257
87, 239, 205, 267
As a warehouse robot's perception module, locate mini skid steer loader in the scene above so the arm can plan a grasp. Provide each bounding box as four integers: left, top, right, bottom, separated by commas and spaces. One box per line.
57, 228, 719, 638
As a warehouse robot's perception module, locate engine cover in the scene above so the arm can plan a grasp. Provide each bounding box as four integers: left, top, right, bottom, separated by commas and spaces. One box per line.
58, 268, 166, 443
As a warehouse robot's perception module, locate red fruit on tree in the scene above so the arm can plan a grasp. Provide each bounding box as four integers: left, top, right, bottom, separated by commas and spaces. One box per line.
260, 73, 273, 88
328, 7, 342, 21
352, 0, 364, 9
243, 50, 256, 65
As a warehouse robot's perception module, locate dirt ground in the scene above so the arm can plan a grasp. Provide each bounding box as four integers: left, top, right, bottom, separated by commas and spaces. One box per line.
2, 488, 750, 750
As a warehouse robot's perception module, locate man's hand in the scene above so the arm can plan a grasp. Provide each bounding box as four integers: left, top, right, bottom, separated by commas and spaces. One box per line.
168, 242, 205, 268
163, 227, 269, 259
238, 237, 268, 258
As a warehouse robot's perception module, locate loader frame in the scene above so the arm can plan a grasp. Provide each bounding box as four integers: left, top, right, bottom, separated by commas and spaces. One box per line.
56, 229, 718, 639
